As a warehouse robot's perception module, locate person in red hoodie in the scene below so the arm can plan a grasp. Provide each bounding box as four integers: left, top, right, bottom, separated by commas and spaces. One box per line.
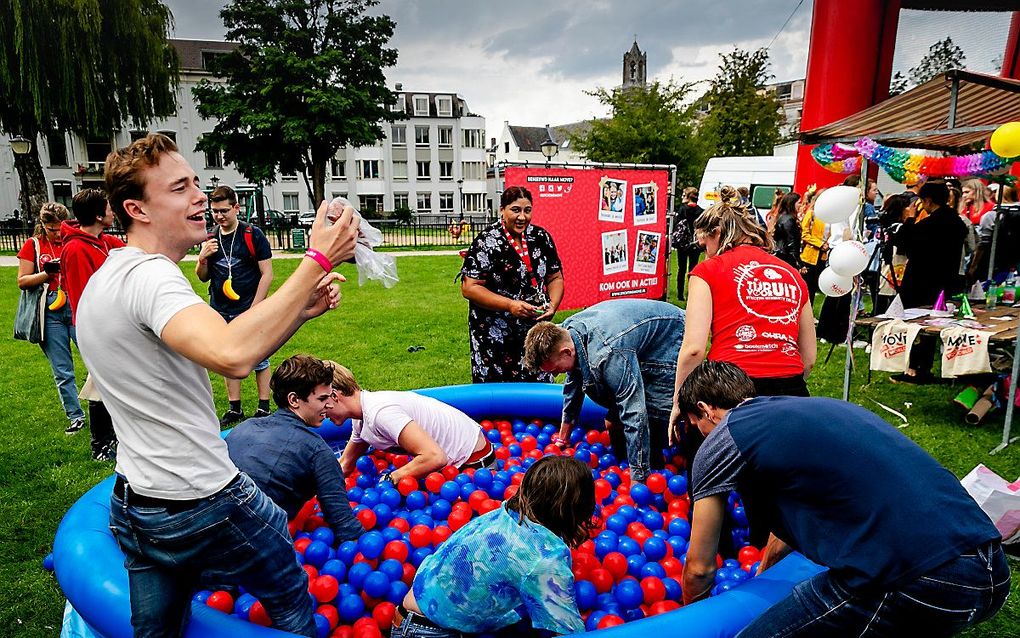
61, 188, 125, 460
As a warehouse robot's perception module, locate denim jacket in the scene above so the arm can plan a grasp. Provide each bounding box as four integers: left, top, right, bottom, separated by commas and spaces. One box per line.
561, 300, 684, 477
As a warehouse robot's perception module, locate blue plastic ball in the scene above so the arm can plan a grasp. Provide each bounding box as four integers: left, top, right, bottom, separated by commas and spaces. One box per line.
311, 527, 335, 546
379, 487, 402, 509
360, 489, 381, 508
626, 553, 647, 578
454, 473, 473, 486
460, 483, 476, 500
295, 550, 305, 566
595, 593, 617, 611
193, 590, 212, 603
667, 475, 687, 496
642, 510, 665, 531
409, 546, 433, 567
42, 553, 54, 572
337, 594, 365, 622
387, 580, 410, 605
472, 469, 493, 488
337, 583, 357, 600
405, 490, 428, 511
486, 429, 501, 443
521, 457, 537, 469
313, 613, 331, 638
574, 580, 597, 611
668, 518, 692, 540
604, 471, 622, 488
378, 558, 404, 582
605, 514, 628, 535
598, 454, 616, 470
723, 558, 740, 570
347, 562, 373, 590
573, 449, 592, 465
320, 559, 347, 581
356, 456, 377, 475
630, 483, 652, 506
616, 505, 638, 522
623, 607, 646, 622
431, 498, 452, 521
640, 562, 666, 579
586, 611, 608, 631
642, 536, 668, 561
616, 536, 640, 557
488, 482, 507, 499
732, 506, 749, 527
662, 577, 682, 601
356, 474, 375, 489
507, 443, 522, 457
303, 540, 331, 568
347, 487, 364, 504
357, 531, 385, 560
439, 481, 461, 502
381, 527, 403, 542
372, 503, 394, 526
537, 433, 551, 447
362, 571, 391, 598
614, 579, 644, 609
594, 539, 615, 560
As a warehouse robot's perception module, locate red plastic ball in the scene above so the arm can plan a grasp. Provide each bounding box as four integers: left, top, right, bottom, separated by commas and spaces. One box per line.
448, 510, 471, 531
602, 552, 628, 580
503, 484, 519, 500
294, 537, 312, 553
645, 473, 667, 494
311, 575, 340, 603
397, 476, 418, 496
442, 465, 459, 480
598, 614, 625, 629
332, 627, 353, 638
738, 546, 762, 565
303, 565, 319, 580
373, 458, 389, 472
432, 525, 453, 545
526, 449, 543, 460
424, 472, 446, 494
479, 498, 501, 514
383, 540, 409, 562
648, 600, 681, 615
585, 430, 601, 445
389, 517, 410, 533
494, 446, 511, 461
543, 444, 562, 455
304, 516, 326, 531
392, 455, 411, 468
594, 479, 612, 501
206, 590, 234, 614
408, 525, 432, 548
249, 601, 271, 626
661, 557, 683, 578
589, 568, 614, 593
519, 435, 537, 452
317, 604, 340, 629
401, 562, 416, 585
577, 539, 596, 555
372, 601, 396, 629
640, 576, 666, 604
468, 490, 488, 512
357, 509, 377, 530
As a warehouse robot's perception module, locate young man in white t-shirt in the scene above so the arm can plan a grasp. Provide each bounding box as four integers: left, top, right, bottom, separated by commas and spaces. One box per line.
329, 363, 493, 484
76, 133, 358, 638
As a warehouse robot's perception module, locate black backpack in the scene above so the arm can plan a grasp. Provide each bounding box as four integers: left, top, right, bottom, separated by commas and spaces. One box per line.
992, 204, 1020, 272
670, 211, 694, 251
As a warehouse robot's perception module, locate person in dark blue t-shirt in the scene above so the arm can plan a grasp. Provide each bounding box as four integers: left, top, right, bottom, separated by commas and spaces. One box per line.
196, 185, 275, 425
676, 360, 1009, 637
226, 354, 364, 543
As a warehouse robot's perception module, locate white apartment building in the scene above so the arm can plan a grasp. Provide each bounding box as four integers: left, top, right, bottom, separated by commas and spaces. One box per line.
491, 121, 589, 167
0, 39, 487, 220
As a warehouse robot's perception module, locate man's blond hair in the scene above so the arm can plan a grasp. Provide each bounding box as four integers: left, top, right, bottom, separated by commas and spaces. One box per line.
524, 322, 570, 371
322, 360, 361, 396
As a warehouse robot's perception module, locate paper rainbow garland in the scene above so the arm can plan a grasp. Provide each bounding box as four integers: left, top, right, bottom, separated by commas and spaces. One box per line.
811, 137, 1017, 183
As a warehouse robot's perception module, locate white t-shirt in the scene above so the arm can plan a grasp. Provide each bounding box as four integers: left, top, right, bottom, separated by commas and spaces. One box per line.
352, 390, 482, 467
77, 247, 238, 499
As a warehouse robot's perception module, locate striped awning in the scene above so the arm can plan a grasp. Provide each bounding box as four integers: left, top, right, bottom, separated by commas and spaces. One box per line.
799, 70, 1020, 153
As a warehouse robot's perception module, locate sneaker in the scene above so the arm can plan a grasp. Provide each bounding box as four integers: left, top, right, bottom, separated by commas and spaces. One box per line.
852, 340, 869, 350
65, 418, 85, 435
253, 408, 271, 418
219, 409, 246, 426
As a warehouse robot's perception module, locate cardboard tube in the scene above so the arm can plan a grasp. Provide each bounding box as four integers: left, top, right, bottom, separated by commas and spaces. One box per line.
966, 386, 997, 425
954, 386, 981, 411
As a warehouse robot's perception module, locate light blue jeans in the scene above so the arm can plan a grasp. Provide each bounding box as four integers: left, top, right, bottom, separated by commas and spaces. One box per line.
40, 292, 84, 422
109, 473, 316, 638
391, 612, 462, 638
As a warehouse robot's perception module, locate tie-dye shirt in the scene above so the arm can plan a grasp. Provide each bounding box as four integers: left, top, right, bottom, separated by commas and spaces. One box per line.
413, 505, 583, 634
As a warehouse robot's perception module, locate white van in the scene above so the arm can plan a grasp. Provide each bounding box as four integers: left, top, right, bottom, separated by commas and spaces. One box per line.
697, 155, 796, 218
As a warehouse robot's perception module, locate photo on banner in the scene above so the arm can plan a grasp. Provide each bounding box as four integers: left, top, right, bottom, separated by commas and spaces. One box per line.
634, 230, 660, 275
633, 183, 657, 226
599, 177, 627, 222
602, 230, 628, 275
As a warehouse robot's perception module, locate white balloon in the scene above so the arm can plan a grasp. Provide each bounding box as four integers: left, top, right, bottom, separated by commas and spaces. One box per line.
814, 186, 860, 224
819, 267, 853, 297
829, 240, 869, 277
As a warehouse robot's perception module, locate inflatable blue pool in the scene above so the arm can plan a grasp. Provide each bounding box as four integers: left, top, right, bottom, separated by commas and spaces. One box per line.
53, 383, 823, 638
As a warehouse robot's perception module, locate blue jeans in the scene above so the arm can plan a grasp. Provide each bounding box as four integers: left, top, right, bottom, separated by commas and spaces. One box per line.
737, 541, 1011, 638
40, 293, 84, 421
391, 612, 462, 638
109, 473, 315, 638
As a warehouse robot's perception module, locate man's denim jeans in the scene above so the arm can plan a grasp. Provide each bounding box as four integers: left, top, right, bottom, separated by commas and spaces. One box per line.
391, 613, 462, 638
109, 473, 315, 638
40, 294, 84, 421
737, 541, 1011, 638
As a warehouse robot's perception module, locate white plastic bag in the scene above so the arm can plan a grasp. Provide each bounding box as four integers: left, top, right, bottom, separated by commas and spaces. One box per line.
327, 197, 399, 288
960, 464, 1020, 544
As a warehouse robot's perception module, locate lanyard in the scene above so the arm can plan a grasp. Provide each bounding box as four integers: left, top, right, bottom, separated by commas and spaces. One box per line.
501, 223, 539, 290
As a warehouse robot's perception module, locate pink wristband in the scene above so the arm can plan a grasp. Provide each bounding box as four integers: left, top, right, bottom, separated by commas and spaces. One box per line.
304, 249, 333, 272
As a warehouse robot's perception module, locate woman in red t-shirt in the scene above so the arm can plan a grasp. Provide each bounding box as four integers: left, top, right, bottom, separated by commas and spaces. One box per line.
673, 187, 816, 403
16, 202, 85, 433
960, 179, 994, 226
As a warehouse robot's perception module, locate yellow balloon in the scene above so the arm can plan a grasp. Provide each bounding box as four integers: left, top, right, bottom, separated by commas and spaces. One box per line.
990, 121, 1020, 158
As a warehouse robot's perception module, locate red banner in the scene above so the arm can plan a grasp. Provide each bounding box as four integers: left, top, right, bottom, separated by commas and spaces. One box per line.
503, 166, 671, 311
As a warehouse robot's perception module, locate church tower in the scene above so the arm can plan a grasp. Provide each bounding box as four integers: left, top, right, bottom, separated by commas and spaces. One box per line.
622, 40, 647, 89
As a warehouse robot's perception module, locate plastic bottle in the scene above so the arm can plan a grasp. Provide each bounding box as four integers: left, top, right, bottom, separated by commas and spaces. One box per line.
1004, 269, 1017, 305
986, 280, 998, 310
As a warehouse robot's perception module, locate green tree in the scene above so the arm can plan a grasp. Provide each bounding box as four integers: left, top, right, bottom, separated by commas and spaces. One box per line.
194, 0, 399, 206
889, 71, 909, 96
570, 80, 709, 189
0, 0, 178, 219
908, 36, 966, 86
699, 47, 783, 158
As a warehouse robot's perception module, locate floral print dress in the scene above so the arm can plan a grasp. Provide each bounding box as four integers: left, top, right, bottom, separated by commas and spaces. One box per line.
460, 221, 562, 383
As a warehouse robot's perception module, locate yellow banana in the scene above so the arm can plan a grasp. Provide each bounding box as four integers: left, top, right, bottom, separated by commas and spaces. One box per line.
48, 289, 67, 311
222, 278, 241, 301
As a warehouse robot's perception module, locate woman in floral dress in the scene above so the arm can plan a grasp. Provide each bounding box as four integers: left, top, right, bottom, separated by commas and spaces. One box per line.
460, 186, 564, 383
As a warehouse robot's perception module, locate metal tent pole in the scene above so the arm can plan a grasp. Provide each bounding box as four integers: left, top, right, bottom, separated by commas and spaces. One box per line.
842, 157, 869, 402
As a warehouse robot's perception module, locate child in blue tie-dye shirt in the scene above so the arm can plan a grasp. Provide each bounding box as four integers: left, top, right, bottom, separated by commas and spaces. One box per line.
393, 456, 597, 636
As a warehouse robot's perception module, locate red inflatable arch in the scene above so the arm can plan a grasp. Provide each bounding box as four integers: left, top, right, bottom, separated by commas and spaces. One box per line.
795, 0, 1020, 194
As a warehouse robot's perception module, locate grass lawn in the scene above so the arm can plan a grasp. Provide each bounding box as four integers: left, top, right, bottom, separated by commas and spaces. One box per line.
1, 254, 1017, 637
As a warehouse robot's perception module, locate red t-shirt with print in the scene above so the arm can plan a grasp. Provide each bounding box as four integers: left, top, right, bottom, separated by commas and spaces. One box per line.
17, 236, 62, 289
690, 244, 809, 378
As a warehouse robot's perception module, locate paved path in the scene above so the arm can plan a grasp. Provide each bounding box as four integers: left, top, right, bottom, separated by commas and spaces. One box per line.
0, 249, 461, 267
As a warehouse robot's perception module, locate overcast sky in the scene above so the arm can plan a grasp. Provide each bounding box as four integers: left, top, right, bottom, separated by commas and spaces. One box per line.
162, 1, 1011, 140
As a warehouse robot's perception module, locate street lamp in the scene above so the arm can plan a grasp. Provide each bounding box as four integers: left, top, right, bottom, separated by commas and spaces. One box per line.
9, 135, 31, 156
210, 174, 220, 190
456, 178, 464, 219
540, 125, 558, 167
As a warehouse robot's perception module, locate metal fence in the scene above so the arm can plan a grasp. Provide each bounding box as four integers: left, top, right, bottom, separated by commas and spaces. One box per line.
1, 218, 489, 254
